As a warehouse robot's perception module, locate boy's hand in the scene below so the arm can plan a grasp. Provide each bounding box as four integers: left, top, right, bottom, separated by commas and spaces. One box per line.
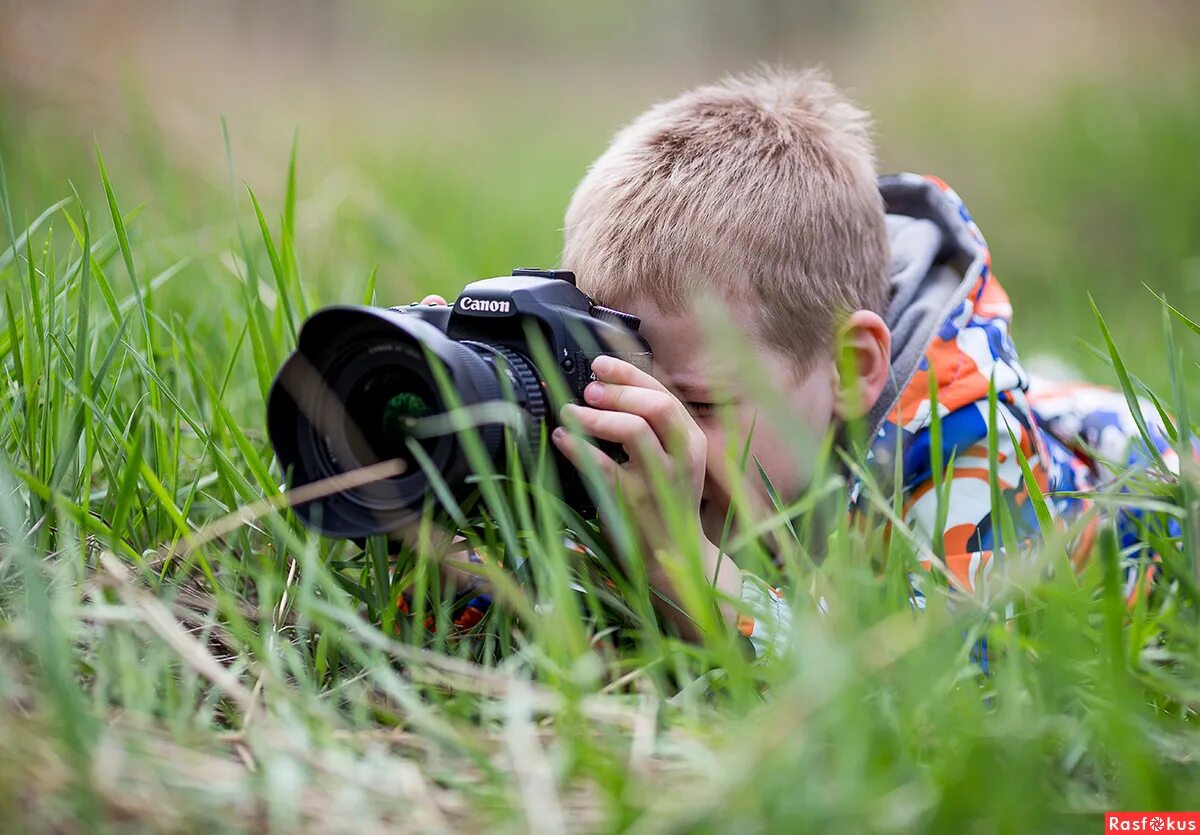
550, 355, 741, 639
555, 354, 707, 510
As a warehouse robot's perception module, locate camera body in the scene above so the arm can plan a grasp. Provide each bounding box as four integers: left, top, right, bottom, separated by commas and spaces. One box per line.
266, 269, 652, 540
398, 268, 650, 398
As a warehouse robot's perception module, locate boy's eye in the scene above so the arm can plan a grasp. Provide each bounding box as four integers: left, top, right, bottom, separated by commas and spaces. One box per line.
685, 401, 718, 417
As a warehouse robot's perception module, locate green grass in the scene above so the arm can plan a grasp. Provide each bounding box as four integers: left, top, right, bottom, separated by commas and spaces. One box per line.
0, 80, 1199, 832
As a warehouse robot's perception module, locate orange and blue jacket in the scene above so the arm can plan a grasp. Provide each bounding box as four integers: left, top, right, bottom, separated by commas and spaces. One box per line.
737, 174, 1193, 659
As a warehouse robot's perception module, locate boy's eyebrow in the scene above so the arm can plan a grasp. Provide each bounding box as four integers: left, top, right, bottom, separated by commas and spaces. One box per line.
667, 375, 713, 394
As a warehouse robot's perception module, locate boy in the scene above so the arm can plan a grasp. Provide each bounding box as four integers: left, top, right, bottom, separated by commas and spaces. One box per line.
428, 69, 1179, 657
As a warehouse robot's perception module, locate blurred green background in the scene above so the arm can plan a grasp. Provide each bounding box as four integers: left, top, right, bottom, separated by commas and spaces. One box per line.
2, 0, 1198, 386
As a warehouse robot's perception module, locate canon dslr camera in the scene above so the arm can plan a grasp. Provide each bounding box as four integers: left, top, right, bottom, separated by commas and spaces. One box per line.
267, 269, 651, 540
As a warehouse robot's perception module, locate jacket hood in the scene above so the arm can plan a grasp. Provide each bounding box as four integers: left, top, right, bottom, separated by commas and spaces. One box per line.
865, 174, 1030, 476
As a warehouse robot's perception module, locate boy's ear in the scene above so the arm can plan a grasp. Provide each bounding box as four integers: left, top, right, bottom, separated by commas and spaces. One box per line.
832, 310, 891, 420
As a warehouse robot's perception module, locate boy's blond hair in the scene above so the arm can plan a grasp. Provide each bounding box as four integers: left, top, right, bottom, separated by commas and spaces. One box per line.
562, 68, 889, 366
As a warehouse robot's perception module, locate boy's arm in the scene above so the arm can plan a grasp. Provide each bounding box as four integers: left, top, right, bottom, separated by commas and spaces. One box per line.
642, 538, 744, 643
551, 356, 751, 644
735, 571, 794, 660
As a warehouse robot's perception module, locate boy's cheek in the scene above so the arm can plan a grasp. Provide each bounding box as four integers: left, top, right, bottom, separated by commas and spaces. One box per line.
694, 405, 827, 529
744, 426, 815, 503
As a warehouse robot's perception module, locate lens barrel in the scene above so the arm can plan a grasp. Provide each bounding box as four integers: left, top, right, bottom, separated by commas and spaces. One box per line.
266, 306, 541, 539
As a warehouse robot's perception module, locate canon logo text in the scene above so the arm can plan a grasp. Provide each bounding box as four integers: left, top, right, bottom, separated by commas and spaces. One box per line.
459, 297, 511, 314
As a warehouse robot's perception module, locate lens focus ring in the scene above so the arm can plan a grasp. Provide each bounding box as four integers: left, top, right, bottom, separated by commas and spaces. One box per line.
462, 342, 547, 421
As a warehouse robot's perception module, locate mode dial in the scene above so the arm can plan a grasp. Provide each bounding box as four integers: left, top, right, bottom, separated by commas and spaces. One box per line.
590, 305, 642, 333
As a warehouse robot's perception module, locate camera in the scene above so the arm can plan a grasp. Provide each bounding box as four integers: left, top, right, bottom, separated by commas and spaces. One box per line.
266, 269, 652, 540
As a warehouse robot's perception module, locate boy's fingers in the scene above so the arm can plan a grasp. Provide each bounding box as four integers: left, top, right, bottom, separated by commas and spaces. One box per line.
590, 355, 670, 394
560, 405, 671, 471
420, 294, 448, 305
583, 381, 693, 447
551, 426, 618, 479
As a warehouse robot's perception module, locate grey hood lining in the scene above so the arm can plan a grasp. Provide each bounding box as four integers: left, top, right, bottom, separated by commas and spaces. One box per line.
866, 175, 990, 439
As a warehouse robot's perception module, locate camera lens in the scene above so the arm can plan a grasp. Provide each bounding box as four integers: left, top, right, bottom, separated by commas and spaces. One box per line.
266, 305, 544, 540
337, 354, 439, 475
383, 392, 431, 432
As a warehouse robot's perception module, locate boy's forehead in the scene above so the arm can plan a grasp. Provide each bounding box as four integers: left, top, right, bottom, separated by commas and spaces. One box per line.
622, 298, 748, 390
